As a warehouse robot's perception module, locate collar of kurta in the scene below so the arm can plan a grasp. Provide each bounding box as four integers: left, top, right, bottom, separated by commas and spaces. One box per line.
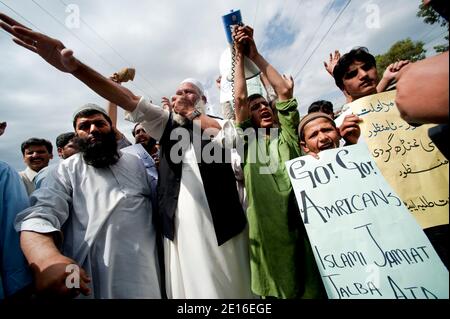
24, 166, 39, 181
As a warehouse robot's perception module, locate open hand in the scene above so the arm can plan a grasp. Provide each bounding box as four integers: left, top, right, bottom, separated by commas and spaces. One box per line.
382, 60, 410, 83
0, 13, 79, 73
339, 114, 362, 145
324, 50, 341, 77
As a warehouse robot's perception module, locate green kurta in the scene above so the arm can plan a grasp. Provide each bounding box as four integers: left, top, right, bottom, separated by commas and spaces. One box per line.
237, 98, 324, 299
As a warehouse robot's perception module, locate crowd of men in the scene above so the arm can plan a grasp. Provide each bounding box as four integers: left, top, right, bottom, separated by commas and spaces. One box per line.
0, 0, 448, 300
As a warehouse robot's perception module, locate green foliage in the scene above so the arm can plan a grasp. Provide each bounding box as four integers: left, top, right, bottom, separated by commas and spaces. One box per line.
375, 38, 426, 76
434, 42, 449, 52
417, 2, 449, 53
417, 3, 448, 28
433, 33, 449, 52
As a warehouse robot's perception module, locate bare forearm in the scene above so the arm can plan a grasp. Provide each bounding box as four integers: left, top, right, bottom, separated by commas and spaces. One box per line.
72, 61, 141, 112
20, 231, 61, 269
234, 52, 249, 124
252, 54, 291, 100
376, 77, 390, 93
107, 102, 118, 127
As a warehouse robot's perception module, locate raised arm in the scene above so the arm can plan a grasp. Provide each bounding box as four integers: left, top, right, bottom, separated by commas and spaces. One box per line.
376, 60, 410, 93
323, 50, 341, 77
107, 68, 136, 142
232, 26, 250, 124
0, 13, 140, 112
241, 26, 293, 101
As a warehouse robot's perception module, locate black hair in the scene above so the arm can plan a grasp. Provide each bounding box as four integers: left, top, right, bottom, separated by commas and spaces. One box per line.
247, 93, 265, 104
333, 47, 376, 90
56, 132, 76, 148
308, 100, 334, 117
132, 123, 141, 137
21, 138, 53, 155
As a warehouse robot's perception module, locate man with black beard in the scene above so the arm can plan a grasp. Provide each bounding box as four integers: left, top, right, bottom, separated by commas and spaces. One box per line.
15, 105, 162, 298
74, 105, 120, 168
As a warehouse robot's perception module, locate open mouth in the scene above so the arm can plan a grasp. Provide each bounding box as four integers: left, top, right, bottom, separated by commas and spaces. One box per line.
260, 110, 272, 121
319, 142, 334, 151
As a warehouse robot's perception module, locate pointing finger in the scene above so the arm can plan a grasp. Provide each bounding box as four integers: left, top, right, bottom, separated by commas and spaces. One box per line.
0, 13, 31, 30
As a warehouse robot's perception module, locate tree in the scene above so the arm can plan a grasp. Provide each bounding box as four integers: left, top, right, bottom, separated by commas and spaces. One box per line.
375, 38, 426, 76
417, 2, 449, 53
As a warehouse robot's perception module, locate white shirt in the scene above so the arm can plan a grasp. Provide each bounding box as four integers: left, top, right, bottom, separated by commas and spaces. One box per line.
125, 98, 253, 299
19, 167, 39, 195
15, 152, 161, 299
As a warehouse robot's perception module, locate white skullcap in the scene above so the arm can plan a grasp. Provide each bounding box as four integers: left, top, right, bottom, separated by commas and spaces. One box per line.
180, 78, 205, 96
72, 103, 110, 122
72, 103, 111, 127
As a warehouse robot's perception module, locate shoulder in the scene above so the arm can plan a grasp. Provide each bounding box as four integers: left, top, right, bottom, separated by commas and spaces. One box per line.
117, 135, 132, 150
0, 160, 12, 173
0, 161, 20, 180
118, 151, 146, 170
54, 154, 86, 178
60, 153, 83, 168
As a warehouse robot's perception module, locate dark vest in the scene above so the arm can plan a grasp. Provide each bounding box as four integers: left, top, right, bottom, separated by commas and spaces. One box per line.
158, 115, 246, 246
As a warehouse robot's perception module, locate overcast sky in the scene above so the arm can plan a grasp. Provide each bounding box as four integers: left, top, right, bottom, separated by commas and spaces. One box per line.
0, 0, 447, 171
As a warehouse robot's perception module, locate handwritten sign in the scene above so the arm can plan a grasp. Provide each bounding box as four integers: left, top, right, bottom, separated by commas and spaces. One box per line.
347, 91, 449, 229
286, 143, 449, 299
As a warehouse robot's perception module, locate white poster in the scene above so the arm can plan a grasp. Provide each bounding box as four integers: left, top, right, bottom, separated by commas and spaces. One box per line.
286, 143, 449, 299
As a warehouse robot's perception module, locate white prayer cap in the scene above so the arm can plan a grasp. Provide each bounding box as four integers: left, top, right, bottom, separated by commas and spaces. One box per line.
180, 78, 205, 96
72, 103, 111, 127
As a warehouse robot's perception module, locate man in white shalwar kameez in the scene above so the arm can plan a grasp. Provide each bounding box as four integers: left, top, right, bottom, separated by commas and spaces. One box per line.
126, 79, 253, 299
15, 106, 161, 299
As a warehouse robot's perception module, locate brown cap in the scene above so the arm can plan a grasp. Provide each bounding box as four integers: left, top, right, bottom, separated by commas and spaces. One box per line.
298, 112, 335, 141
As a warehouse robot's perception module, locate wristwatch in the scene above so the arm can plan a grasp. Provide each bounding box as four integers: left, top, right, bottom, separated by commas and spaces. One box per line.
187, 109, 202, 121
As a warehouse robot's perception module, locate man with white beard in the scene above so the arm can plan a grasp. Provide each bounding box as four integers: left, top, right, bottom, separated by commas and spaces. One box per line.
126, 78, 252, 299
0, 14, 252, 299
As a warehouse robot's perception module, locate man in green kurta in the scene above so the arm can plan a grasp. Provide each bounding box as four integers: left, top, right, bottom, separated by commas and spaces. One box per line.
232, 25, 325, 298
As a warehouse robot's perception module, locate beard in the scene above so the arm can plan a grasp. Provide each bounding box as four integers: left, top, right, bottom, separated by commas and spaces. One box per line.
77, 130, 119, 168
172, 99, 206, 126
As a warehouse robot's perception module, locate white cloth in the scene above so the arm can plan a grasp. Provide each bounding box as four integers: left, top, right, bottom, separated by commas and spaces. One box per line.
19, 167, 39, 195
121, 143, 158, 206
126, 97, 253, 299
181, 78, 205, 95
20, 167, 38, 182
15, 152, 161, 299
